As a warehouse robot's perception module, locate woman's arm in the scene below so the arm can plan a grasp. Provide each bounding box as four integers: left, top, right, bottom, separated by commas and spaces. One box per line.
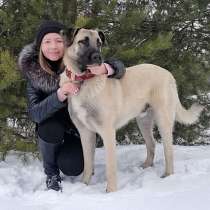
26, 82, 66, 123
104, 58, 125, 79
88, 59, 126, 79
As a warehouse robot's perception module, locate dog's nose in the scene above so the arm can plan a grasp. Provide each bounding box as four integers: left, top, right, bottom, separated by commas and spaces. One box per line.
91, 52, 102, 63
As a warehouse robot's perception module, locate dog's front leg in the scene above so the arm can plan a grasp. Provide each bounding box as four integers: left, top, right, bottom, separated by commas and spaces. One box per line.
79, 128, 96, 185
100, 127, 117, 192
71, 118, 96, 185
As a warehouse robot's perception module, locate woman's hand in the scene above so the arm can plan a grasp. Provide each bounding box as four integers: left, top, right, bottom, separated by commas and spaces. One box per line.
57, 82, 80, 102
87, 63, 114, 76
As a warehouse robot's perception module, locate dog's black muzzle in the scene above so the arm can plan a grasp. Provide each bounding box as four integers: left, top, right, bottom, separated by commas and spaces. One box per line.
90, 52, 102, 64
79, 49, 103, 72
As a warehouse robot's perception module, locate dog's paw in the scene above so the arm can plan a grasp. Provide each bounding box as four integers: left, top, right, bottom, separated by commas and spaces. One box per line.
160, 174, 167, 178
141, 161, 153, 169
106, 184, 117, 193
160, 172, 173, 178
82, 173, 92, 185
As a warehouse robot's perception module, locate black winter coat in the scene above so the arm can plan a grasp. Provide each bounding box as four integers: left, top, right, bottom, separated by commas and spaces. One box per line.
18, 43, 126, 126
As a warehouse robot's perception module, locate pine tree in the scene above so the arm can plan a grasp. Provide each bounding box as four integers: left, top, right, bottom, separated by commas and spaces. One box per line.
74, 0, 210, 144
0, 0, 210, 157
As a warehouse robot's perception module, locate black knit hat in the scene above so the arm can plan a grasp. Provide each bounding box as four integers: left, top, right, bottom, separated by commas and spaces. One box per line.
35, 20, 65, 49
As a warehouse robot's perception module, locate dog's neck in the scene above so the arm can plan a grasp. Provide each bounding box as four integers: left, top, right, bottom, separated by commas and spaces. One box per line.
63, 54, 95, 83
65, 66, 95, 83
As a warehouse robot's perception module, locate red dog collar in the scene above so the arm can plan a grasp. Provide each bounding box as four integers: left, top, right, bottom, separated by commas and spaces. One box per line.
65, 67, 95, 82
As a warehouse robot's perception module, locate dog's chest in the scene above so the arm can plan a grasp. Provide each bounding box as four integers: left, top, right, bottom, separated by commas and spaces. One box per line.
67, 76, 108, 130
68, 94, 102, 130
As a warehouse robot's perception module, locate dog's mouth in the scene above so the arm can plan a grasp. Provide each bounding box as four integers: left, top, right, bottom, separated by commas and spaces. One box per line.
75, 51, 103, 75
80, 62, 102, 74
74, 64, 99, 76
86, 63, 101, 69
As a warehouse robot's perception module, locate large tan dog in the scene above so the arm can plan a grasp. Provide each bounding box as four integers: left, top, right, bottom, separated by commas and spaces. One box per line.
60, 28, 203, 192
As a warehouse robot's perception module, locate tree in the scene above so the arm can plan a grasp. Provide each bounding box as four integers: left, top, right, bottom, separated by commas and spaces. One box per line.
0, 0, 210, 157
75, 0, 210, 144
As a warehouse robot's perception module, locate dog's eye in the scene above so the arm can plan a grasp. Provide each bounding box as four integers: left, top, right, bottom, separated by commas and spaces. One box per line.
78, 37, 89, 47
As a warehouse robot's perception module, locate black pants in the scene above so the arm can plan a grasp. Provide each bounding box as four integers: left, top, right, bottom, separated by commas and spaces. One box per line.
37, 114, 84, 177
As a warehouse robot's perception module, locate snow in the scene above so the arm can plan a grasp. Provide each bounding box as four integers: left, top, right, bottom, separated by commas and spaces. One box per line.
1, 144, 210, 210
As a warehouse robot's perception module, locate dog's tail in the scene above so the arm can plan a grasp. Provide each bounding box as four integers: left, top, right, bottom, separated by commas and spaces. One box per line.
175, 102, 203, 125
167, 75, 203, 125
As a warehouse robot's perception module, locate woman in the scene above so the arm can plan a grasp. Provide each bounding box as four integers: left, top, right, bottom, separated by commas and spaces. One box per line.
18, 20, 125, 191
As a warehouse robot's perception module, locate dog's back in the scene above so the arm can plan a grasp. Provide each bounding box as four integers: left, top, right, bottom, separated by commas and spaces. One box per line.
68, 63, 202, 129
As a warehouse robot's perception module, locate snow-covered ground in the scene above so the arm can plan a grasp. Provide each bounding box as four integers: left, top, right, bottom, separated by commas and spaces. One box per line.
1, 144, 210, 210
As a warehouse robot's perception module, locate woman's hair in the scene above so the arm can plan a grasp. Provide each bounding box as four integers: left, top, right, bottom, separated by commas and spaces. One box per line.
39, 49, 64, 75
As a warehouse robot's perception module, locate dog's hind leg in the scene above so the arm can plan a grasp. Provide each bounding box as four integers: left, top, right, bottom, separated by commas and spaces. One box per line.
154, 108, 175, 177
136, 108, 155, 168
99, 126, 117, 192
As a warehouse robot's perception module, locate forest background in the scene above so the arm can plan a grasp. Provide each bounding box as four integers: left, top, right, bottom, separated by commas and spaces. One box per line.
0, 0, 210, 159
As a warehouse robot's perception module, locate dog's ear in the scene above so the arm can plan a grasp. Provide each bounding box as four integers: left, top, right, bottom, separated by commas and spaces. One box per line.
98, 31, 106, 45
60, 28, 82, 46
72, 28, 81, 39
60, 28, 75, 46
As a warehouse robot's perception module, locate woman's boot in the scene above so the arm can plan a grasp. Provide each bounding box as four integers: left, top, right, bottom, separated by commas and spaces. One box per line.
38, 136, 62, 191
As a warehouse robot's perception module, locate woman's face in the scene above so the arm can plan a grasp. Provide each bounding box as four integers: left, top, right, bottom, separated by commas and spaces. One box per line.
41, 33, 64, 61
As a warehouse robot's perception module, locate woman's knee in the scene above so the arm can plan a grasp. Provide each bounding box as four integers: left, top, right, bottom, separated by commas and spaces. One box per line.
57, 135, 84, 176
37, 117, 65, 143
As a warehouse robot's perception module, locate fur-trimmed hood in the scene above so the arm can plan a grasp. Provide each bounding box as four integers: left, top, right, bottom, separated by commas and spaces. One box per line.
18, 43, 63, 94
